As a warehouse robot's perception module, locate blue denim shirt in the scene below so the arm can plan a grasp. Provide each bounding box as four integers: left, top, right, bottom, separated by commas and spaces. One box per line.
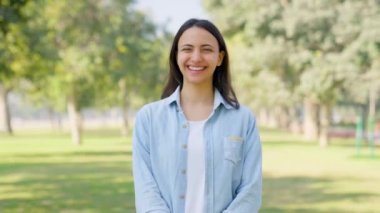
132, 87, 262, 213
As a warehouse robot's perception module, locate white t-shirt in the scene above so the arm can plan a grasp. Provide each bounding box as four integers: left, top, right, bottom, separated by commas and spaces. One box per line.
185, 120, 206, 213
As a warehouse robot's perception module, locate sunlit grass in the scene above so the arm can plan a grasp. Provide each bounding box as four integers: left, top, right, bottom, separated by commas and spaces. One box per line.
261, 128, 380, 213
0, 127, 379, 212
0, 128, 134, 213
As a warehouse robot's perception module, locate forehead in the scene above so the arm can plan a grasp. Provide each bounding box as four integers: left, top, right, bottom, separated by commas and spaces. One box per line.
178, 27, 219, 47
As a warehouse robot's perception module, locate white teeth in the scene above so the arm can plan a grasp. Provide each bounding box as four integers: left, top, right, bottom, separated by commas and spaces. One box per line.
189, 66, 204, 71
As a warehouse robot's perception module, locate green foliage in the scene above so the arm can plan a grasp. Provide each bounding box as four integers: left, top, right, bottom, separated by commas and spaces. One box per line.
94, 2, 169, 109
11, 0, 169, 113
204, 0, 380, 112
339, 0, 380, 105
0, 0, 31, 88
0, 0, 28, 33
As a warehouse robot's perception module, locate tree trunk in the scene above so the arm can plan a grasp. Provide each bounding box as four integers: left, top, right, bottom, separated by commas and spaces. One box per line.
277, 107, 290, 130
48, 106, 55, 129
67, 94, 82, 145
0, 82, 12, 134
289, 106, 303, 134
119, 79, 130, 137
258, 108, 268, 127
367, 85, 378, 143
319, 104, 331, 148
268, 110, 279, 128
47, 106, 62, 131
258, 108, 269, 127
303, 98, 319, 140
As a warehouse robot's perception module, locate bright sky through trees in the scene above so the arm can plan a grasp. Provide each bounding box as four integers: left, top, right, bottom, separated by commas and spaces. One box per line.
135, 0, 208, 32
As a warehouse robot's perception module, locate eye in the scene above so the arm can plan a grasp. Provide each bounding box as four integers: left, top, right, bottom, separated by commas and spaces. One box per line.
180, 47, 192, 52
203, 48, 213, 52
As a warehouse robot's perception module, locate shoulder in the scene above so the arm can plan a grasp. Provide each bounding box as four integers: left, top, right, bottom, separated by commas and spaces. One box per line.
138, 99, 163, 112
240, 105, 258, 128
136, 98, 172, 120
218, 104, 258, 130
238, 104, 255, 116
227, 104, 257, 121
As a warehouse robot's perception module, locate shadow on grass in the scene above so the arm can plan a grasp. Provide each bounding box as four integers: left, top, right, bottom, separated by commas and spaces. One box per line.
349, 154, 380, 161
262, 140, 317, 147
262, 174, 377, 213
0, 150, 133, 159
260, 129, 372, 150
0, 151, 135, 213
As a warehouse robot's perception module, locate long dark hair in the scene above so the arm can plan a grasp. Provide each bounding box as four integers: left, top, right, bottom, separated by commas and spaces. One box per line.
161, 18, 239, 109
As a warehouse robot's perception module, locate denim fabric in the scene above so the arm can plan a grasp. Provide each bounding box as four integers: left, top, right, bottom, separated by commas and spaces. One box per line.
133, 87, 262, 213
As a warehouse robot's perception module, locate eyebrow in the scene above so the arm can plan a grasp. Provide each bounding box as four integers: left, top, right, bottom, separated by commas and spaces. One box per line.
179, 44, 215, 48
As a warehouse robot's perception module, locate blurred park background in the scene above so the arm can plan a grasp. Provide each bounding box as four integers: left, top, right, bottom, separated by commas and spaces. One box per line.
1, 0, 379, 212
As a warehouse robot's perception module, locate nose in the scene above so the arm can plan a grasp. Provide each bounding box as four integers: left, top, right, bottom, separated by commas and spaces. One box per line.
190, 50, 202, 62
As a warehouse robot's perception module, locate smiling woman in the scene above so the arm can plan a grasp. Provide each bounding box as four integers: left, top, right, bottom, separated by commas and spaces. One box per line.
177, 27, 225, 89
132, 19, 263, 213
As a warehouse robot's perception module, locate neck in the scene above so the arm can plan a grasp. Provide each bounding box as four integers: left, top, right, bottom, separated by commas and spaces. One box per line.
180, 83, 214, 107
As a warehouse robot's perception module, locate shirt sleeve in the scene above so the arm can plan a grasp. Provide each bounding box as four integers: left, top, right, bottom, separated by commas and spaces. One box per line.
223, 113, 263, 213
132, 108, 171, 213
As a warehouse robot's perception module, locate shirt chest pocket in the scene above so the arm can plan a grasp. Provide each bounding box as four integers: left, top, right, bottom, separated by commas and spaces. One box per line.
224, 136, 244, 164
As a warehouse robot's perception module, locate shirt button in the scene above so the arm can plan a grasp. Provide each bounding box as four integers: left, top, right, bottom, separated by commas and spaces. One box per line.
182, 144, 187, 149
179, 195, 185, 199
181, 169, 186, 174
182, 123, 188, 128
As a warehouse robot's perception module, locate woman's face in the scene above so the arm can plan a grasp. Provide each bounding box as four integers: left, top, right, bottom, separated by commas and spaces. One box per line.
177, 27, 224, 87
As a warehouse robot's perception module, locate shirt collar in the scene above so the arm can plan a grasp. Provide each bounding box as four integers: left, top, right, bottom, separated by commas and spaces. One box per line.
165, 86, 233, 110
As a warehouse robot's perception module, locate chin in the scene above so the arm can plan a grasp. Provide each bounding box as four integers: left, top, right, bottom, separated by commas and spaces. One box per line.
185, 78, 212, 86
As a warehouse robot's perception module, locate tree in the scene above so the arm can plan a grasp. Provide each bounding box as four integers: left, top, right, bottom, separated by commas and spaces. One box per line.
203, 0, 380, 147
339, 0, 380, 137
0, 0, 30, 134
95, 2, 168, 137
22, 0, 167, 144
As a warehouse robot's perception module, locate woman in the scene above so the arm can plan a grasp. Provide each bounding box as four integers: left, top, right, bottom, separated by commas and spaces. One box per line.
133, 18, 262, 213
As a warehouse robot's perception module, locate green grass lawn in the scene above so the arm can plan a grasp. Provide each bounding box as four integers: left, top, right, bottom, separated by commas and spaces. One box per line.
0, 128, 379, 213
261, 128, 380, 213
0, 129, 134, 213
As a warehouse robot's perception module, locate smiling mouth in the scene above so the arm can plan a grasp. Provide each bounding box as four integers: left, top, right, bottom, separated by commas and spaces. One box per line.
188, 66, 206, 71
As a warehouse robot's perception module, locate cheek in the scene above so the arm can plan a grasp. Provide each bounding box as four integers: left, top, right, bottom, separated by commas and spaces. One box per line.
176, 55, 186, 72
177, 54, 187, 66
208, 55, 221, 66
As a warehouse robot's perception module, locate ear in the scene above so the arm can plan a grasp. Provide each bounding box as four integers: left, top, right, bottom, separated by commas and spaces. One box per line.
217, 51, 225, 66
